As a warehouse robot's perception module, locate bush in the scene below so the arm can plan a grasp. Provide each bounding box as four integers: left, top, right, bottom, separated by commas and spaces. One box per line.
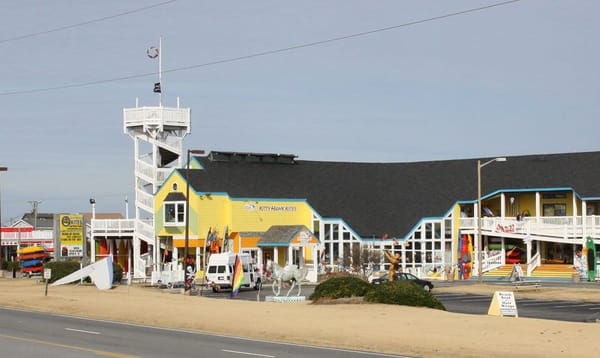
45, 260, 81, 283
0, 260, 7, 270
44, 260, 122, 284
6, 261, 21, 272
309, 275, 372, 301
112, 263, 123, 284
364, 281, 445, 310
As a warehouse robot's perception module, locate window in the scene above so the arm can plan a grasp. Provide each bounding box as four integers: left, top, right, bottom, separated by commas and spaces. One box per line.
543, 203, 566, 216
164, 202, 185, 225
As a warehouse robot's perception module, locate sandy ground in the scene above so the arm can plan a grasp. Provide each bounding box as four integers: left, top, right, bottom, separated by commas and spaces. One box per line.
1, 277, 599, 358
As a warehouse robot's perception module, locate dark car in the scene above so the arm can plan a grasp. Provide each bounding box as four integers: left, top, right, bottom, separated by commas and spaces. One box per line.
371, 272, 434, 291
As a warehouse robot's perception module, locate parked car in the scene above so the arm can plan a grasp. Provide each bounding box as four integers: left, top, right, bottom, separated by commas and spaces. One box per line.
371, 272, 434, 291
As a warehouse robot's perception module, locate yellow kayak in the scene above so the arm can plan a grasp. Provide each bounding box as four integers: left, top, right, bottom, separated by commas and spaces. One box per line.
17, 246, 45, 255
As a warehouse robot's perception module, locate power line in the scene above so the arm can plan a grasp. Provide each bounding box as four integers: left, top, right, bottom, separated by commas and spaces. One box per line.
0, 0, 521, 96
0, 0, 177, 44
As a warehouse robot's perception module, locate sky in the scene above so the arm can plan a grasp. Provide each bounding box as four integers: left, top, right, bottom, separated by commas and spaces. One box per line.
1, 0, 599, 225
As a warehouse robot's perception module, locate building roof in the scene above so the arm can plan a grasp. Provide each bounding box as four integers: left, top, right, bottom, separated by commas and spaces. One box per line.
258, 225, 315, 247
180, 151, 600, 239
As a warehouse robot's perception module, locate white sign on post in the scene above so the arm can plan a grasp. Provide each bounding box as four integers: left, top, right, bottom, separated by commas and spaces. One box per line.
43, 268, 52, 280
488, 291, 518, 317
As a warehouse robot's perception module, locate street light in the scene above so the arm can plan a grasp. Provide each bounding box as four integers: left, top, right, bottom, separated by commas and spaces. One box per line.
0, 167, 7, 259
184, 149, 205, 294
477, 157, 506, 284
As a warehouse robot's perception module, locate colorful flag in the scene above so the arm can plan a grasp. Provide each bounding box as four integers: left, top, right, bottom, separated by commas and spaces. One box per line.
231, 254, 244, 298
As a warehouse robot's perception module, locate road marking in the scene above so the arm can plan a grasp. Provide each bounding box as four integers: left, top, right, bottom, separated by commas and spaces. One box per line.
0, 333, 138, 358
222, 349, 275, 357
553, 303, 597, 308
66, 327, 101, 335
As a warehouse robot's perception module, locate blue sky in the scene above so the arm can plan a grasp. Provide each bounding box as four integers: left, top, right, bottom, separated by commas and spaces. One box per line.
1, 0, 599, 224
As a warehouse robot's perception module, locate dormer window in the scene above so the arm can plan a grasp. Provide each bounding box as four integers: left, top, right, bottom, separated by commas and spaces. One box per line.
163, 192, 186, 226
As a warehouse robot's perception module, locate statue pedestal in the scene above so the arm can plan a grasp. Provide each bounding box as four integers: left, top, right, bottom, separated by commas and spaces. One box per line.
265, 296, 306, 303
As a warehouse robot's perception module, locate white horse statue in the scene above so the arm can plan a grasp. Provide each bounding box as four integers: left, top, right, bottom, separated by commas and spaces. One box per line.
266, 260, 308, 297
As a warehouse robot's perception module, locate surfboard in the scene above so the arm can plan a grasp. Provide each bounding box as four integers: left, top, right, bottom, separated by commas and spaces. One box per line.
586, 237, 597, 282
460, 234, 471, 279
457, 233, 464, 279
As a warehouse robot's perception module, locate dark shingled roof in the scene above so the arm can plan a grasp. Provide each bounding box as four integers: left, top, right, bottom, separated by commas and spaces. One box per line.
180, 151, 600, 239
258, 225, 312, 247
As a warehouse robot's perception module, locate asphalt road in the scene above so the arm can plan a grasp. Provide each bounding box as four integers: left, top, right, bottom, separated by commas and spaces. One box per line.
197, 282, 600, 323
0, 307, 408, 358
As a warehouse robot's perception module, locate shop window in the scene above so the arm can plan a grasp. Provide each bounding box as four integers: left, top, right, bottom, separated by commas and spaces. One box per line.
164, 202, 185, 225
543, 203, 566, 217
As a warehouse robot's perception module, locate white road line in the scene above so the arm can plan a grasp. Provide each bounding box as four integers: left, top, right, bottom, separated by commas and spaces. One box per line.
222, 349, 275, 357
552, 303, 597, 308
65, 328, 101, 335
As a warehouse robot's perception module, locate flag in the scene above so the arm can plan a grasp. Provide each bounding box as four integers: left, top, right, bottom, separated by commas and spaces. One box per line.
230, 254, 244, 298
153, 82, 161, 93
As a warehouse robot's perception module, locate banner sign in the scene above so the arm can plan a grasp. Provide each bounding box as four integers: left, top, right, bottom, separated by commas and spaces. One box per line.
59, 214, 84, 257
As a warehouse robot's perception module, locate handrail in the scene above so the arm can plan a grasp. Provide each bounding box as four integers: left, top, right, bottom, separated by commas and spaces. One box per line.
526, 252, 541, 277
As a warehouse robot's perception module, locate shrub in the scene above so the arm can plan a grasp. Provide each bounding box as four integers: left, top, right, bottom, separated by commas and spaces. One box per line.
6, 261, 21, 272
112, 263, 123, 284
364, 281, 445, 310
45, 260, 124, 284
0, 260, 7, 270
45, 260, 81, 283
309, 275, 372, 301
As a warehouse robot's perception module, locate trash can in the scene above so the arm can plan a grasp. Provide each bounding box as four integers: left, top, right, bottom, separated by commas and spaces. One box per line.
572, 273, 580, 283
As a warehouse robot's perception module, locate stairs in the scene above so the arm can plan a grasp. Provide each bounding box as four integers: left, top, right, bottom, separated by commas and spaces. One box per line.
483, 264, 576, 282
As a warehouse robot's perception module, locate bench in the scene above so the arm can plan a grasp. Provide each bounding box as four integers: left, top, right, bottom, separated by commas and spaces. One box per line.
512, 280, 542, 291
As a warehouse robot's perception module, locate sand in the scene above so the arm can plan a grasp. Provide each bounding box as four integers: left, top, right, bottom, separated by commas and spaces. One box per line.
1, 278, 599, 357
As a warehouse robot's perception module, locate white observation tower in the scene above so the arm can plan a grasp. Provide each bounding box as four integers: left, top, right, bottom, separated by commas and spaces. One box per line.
123, 39, 191, 279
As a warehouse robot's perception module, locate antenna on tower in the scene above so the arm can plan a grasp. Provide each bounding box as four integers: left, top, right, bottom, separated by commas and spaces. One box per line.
147, 37, 163, 106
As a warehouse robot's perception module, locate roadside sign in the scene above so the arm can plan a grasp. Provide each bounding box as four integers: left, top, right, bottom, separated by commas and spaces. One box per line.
488, 291, 518, 317
43, 268, 52, 280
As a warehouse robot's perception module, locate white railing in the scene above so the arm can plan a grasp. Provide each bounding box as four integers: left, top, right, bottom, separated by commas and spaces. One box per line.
0, 230, 53, 241
482, 250, 504, 273
136, 189, 154, 212
124, 107, 191, 131
135, 220, 155, 243
135, 159, 155, 183
461, 215, 600, 240
91, 219, 135, 234
526, 252, 541, 277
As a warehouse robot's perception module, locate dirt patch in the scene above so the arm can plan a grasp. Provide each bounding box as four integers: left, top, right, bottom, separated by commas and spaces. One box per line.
1, 278, 599, 358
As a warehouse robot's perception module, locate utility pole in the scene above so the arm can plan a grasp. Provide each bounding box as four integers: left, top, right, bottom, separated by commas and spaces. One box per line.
28, 200, 42, 230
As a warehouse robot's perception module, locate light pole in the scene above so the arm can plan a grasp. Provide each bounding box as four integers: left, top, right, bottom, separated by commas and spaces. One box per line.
184, 149, 204, 294
477, 157, 506, 284
0, 167, 7, 260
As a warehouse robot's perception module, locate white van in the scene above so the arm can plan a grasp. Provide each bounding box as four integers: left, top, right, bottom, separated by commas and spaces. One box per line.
205, 253, 262, 292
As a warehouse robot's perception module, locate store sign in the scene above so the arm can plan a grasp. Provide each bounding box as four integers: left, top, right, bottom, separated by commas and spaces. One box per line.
488, 291, 518, 317
59, 214, 84, 257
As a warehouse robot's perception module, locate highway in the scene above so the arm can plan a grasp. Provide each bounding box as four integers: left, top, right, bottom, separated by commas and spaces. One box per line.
0, 307, 408, 358
200, 282, 600, 323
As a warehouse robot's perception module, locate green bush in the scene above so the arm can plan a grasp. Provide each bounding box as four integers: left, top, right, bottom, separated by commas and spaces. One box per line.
309, 276, 372, 300
45, 260, 124, 284
6, 261, 21, 272
112, 263, 123, 284
45, 260, 81, 283
0, 260, 7, 270
364, 281, 445, 310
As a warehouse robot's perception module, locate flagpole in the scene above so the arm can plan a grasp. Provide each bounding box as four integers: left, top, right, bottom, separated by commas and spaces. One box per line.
158, 37, 162, 107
